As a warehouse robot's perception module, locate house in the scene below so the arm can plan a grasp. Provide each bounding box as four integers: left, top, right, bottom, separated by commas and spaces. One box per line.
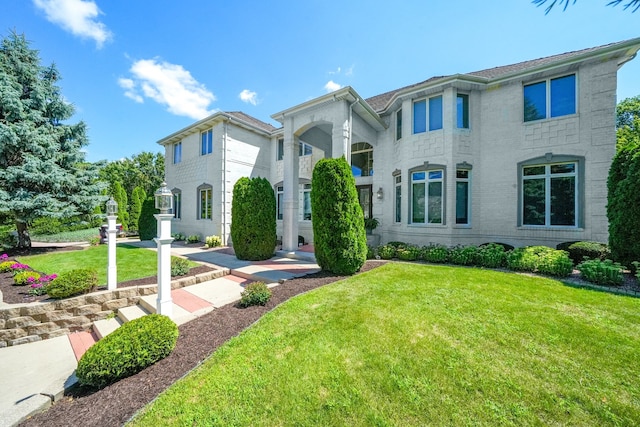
158, 38, 640, 252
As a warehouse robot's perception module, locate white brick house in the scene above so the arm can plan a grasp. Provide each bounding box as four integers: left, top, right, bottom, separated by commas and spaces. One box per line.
158, 38, 640, 252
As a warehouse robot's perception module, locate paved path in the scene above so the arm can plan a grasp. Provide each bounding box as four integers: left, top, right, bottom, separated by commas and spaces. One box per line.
0, 241, 319, 427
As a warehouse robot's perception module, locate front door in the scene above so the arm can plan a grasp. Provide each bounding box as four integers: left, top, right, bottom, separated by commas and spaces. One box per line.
357, 185, 372, 219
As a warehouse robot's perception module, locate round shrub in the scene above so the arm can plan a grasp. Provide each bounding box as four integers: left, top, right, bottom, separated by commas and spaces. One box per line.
506, 246, 573, 277
577, 259, 625, 286
76, 314, 178, 388
566, 241, 610, 265
170, 256, 190, 277
0, 260, 17, 273
377, 244, 397, 260
231, 177, 277, 261
477, 243, 507, 268
448, 245, 480, 266
311, 157, 367, 275
396, 245, 421, 261
205, 235, 222, 248
13, 271, 40, 286
46, 268, 98, 299
421, 244, 449, 263
239, 282, 272, 307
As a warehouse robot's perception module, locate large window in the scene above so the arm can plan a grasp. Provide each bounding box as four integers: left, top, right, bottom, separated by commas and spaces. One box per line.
276, 138, 284, 161
394, 174, 402, 223
201, 129, 213, 155
522, 162, 577, 226
457, 94, 469, 129
411, 169, 443, 224
173, 142, 182, 164
456, 169, 470, 225
413, 96, 443, 134
299, 142, 312, 156
351, 142, 373, 177
172, 189, 182, 219
275, 182, 312, 221
524, 74, 576, 122
396, 109, 402, 140
198, 185, 212, 220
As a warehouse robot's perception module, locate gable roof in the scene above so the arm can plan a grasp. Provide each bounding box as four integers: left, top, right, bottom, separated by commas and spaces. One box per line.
225, 111, 278, 133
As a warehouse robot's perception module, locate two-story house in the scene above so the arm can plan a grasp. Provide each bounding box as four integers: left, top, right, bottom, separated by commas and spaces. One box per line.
158, 38, 640, 252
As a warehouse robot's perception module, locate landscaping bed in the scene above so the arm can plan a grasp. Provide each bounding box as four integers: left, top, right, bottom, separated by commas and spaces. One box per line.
19, 260, 386, 427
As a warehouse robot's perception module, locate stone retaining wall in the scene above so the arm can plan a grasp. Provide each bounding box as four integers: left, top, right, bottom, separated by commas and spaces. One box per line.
0, 270, 227, 347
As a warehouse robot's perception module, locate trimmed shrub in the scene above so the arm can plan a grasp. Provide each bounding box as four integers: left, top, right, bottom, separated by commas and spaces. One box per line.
138, 197, 159, 240
239, 282, 272, 307
577, 259, 625, 286
0, 260, 17, 273
387, 241, 407, 248
231, 177, 277, 261
566, 241, 610, 265
311, 157, 367, 274
537, 250, 574, 277
448, 245, 480, 266
506, 246, 573, 277
377, 244, 397, 260
477, 243, 507, 268
366, 245, 377, 260
186, 234, 200, 244
205, 235, 222, 248
396, 245, 421, 261
112, 181, 129, 231
76, 314, 178, 388
128, 186, 146, 233
170, 257, 190, 277
46, 269, 98, 299
13, 271, 41, 286
421, 244, 449, 263
172, 232, 186, 241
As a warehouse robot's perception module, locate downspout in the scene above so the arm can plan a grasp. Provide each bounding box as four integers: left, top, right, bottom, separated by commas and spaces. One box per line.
222, 119, 228, 245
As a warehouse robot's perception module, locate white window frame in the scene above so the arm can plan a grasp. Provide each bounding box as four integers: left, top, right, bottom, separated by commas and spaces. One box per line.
455, 167, 471, 226
198, 185, 212, 220
523, 74, 577, 122
201, 129, 213, 155
409, 163, 445, 225
173, 142, 182, 164
394, 173, 402, 223
172, 188, 182, 219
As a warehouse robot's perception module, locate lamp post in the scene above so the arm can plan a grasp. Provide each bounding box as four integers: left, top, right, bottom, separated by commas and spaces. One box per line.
106, 197, 118, 291
154, 182, 174, 317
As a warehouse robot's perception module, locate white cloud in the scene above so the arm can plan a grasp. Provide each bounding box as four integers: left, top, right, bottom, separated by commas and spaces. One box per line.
345, 64, 355, 77
120, 58, 215, 120
33, 0, 112, 48
324, 80, 342, 93
328, 66, 341, 75
239, 89, 258, 106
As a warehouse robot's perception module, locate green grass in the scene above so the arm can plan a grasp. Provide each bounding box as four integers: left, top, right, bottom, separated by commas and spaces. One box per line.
30, 228, 100, 243
130, 263, 640, 426
18, 244, 195, 285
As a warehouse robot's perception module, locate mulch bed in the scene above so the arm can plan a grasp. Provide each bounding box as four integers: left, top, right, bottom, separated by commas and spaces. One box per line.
18, 260, 387, 427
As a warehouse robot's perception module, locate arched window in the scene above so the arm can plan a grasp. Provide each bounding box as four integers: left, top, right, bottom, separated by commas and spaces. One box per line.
351, 142, 373, 177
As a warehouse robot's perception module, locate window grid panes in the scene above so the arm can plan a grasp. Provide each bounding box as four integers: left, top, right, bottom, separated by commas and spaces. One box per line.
522, 162, 577, 227
413, 100, 426, 134
301, 184, 312, 221
199, 188, 212, 220
173, 192, 181, 219
351, 142, 374, 177
276, 184, 312, 221
394, 175, 401, 223
396, 109, 402, 140
429, 96, 443, 131
277, 139, 284, 161
299, 142, 312, 156
457, 94, 469, 129
456, 170, 470, 225
411, 170, 443, 224
201, 129, 213, 155
276, 186, 283, 220
524, 74, 576, 122
173, 142, 182, 164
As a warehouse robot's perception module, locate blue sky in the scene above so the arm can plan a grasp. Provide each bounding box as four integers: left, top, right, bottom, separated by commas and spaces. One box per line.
2, 0, 639, 162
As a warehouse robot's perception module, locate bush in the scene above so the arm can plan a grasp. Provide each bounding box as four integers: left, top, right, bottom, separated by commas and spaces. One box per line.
76, 314, 178, 388
477, 243, 507, 268
396, 245, 421, 261
46, 269, 98, 299
239, 282, 272, 307
566, 241, 610, 265
205, 235, 222, 248
366, 245, 377, 260
386, 241, 406, 248
138, 197, 159, 240
231, 177, 276, 261
170, 257, 190, 277
88, 235, 101, 246
172, 232, 186, 241
377, 244, 397, 260
0, 260, 17, 273
186, 234, 200, 244
421, 244, 449, 263
577, 259, 625, 286
506, 246, 573, 277
13, 271, 40, 286
448, 245, 480, 266
311, 157, 367, 274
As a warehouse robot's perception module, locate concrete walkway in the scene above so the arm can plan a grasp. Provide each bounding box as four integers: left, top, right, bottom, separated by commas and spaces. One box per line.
0, 241, 319, 427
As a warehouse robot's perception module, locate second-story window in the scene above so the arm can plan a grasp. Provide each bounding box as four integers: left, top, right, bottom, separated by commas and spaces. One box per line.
173, 142, 182, 164
277, 138, 284, 161
413, 95, 443, 134
201, 129, 213, 155
524, 74, 576, 122
457, 94, 469, 129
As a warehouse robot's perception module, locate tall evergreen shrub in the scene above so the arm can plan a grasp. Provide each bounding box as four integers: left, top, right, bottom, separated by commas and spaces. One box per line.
129, 186, 146, 233
112, 181, 129, 230
231, 177, 276, 260
311, 157, 367, 274
138, 197, 158, 240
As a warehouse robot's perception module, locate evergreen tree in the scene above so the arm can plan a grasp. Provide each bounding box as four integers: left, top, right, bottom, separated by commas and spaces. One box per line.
0, 32, 104, 247
111, 181, 129, 231
129, 186, 146, 233
311, 157, 367, 275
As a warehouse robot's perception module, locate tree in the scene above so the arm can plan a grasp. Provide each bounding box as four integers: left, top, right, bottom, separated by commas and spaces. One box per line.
533, 0, 640, 13
0, 32, 104, 247
230, 177, 276, 260
138, 196, 158, 240
311, 157, 367, 275
112, 181, 129, 231
99, 152, 165, 200
129, 186, 146, 233
607, 95, 640, 269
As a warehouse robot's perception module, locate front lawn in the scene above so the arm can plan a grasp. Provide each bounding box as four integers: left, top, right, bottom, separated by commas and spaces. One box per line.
130, 263, 640, 426
19, 244, 193, 285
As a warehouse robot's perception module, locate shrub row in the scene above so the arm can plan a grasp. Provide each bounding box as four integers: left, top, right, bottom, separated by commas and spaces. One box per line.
369, 242, 573, 277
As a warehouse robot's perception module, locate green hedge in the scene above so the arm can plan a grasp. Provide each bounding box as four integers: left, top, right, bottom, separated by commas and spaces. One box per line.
230, 177, 276, 261
46, 269, 98, 299
138, 197, 159, 240
76, 314, 178, 388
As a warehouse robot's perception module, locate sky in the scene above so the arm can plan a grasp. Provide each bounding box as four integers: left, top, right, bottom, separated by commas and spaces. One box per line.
2, 0, 639, 163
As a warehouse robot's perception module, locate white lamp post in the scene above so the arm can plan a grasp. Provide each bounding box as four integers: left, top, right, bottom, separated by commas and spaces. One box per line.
154, 182, 174, 317
106, 197, 118, 291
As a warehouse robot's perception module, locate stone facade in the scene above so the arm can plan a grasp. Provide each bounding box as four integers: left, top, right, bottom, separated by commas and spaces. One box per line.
159, 39, 640, 251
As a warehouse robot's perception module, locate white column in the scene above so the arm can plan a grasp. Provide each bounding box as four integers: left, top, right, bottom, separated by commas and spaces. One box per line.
282, 117, 299, 251
154, 214, 174, 317
332, 101, 350, 160
106, 215, 117, 291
